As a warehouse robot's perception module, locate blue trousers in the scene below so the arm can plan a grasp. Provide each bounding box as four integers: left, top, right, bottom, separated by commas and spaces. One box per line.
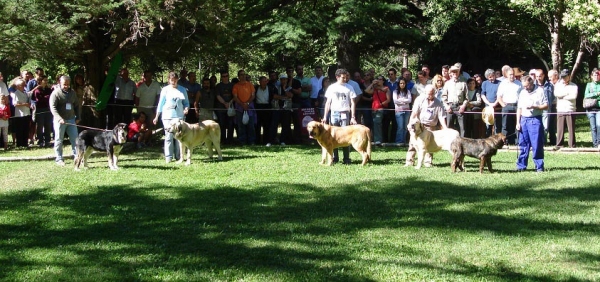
331, 111, 350, 163
517, 116, 544, 171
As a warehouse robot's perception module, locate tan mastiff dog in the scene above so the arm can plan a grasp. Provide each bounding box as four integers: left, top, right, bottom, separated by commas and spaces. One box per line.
306, 120, 371, 166
407, 118, 459, 169
167, 119, 223, 165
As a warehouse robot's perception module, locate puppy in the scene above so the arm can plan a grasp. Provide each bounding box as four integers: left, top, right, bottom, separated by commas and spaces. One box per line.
407, 118, 459, 169
167, 119, 222, 165
451, 133, 506, 173
306, 120, 371, 166
74, 123, 128, 170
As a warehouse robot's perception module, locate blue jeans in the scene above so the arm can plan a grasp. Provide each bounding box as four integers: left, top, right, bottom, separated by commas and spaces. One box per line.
372, 110, 383, 143
162, 118, 181, 160
395, 111, 409, 144
235, 110, 256, 145
36, 109, 53, 146
53, 119, 78, 162
331, 111, 350, 163
586, 111, 600, 147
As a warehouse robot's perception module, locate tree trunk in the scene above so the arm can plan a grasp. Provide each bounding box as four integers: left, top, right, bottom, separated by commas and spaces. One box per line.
571, 37, 586, 79
336, 31, 360, 74
549, 1, 564, 70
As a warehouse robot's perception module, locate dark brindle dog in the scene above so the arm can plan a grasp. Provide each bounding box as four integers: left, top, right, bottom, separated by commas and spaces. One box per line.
450, 133, 506, 173
74, 123, 128, 171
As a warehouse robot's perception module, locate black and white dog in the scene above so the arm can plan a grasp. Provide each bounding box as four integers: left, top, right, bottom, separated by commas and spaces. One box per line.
74, 123, 128, 170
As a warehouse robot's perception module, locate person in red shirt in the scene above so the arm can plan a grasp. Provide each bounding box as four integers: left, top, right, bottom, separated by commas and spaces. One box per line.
0, 94, 11, 150
232, 69, 256, 145
128, 112, 152, 148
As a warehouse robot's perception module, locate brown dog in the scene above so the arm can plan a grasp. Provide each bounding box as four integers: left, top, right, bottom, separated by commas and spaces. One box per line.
450, 133, 506, 173
407, 118, 459, 169
166, 119, 222, 165
306, 121, 371, 166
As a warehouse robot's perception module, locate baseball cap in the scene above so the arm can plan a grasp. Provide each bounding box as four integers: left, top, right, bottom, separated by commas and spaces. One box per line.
279, 74, 288, 79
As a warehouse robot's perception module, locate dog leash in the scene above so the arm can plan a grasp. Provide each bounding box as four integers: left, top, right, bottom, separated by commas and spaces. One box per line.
63, 122, 109, 132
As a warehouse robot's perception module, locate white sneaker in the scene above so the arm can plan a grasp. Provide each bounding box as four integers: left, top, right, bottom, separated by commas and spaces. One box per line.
280, 142, 286, 146
56, 160, 65, 167
165, 157, 172, 164
374, 141, 381, 145
266, 143, 272, 147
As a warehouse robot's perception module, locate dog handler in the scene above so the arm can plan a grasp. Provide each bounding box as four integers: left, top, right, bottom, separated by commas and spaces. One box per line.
49, 75, 81, 166
322, 68, 357, 164
404, 85, 447, 167
153, 71, 189, 163
515, 76, 548, 172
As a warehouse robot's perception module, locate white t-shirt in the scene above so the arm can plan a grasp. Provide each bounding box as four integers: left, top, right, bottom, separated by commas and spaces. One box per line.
136, 81, 161, 108
325, 83, 357, 112
497, 80, 521, 104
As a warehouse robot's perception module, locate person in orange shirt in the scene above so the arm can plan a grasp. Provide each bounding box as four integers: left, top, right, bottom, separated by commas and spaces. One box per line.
232, 69, 256, 145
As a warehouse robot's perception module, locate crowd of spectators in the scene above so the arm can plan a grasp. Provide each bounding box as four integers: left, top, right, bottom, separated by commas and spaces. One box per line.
1, 62, 599, 161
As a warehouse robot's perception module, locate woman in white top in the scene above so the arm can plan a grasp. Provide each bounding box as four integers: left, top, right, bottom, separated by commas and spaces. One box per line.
554, 70, 578, 148
10, 78, 31, 148
393, 78, 412, 145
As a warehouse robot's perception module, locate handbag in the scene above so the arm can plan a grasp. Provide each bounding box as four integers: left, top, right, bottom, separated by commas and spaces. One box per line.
227, 103, 236, 117
242, 110, 249, 124
271, 99, 280, 109
583, 98, 597, 109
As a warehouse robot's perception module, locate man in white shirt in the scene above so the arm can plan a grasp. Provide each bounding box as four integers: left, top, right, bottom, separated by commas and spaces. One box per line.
310, 66, 324, 110
135, 70, 161, 126
516, 76, 548, 172
323, 68, 357, 164
497, 69, 521, 144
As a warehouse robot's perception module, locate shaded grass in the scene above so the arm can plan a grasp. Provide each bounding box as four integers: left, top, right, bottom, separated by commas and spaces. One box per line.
0, 143, 599, 281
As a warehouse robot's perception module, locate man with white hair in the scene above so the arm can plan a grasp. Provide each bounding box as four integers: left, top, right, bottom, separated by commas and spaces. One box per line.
404, 84, 447, 167
442, 65, 469, 137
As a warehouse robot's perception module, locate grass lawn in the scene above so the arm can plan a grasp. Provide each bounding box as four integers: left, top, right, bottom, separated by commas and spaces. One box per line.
0, 115, 599, 281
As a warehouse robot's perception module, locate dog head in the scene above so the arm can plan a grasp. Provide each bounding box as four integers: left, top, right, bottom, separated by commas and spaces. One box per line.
166, 120, 187, 139
307, 121, 322, 139
492, 132, 507, 148
113, 123, 128, 144
407, 118, 423, 136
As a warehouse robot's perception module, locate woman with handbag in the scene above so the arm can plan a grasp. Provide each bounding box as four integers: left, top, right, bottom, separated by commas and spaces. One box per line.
365, 75, 390, 145
584, 68, 600, 147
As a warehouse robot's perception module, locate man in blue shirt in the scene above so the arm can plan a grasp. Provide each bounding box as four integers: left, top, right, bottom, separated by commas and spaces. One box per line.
481, 68, 502, 137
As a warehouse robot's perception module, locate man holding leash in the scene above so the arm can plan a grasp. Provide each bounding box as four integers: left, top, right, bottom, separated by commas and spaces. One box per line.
515, 76, 548, 172
50, 75, 81, 166
404, 85, 447, 167
323, 68, 357, 164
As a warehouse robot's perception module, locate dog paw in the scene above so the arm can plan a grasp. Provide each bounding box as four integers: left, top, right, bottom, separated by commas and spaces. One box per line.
185, 161, 191, 166
176, 160, 184, 164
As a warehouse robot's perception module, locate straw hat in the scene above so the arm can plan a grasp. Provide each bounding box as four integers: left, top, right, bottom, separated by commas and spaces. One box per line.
512, 67, 525, 76
449, 65, 460, 73
482, 106, 495, 126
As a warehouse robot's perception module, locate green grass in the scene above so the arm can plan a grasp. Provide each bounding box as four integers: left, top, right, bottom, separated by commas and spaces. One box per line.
1, 123, 600, 281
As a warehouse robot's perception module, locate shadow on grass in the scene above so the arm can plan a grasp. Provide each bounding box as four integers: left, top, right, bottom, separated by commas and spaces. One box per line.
0, 177, 598, 280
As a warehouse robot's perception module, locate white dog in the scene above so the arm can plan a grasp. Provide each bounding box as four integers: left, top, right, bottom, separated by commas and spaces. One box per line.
407, 118, 459, 169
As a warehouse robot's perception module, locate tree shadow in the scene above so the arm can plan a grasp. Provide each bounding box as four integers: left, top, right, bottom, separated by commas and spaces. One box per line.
0, 177, 598, 281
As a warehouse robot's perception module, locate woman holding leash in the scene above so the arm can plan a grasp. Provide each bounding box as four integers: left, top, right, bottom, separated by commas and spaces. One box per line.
153, 71, 190, 163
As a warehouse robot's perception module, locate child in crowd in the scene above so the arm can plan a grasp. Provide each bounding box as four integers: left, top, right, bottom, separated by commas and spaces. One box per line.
128, 112, 152, 148
0, 94, 11, 150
